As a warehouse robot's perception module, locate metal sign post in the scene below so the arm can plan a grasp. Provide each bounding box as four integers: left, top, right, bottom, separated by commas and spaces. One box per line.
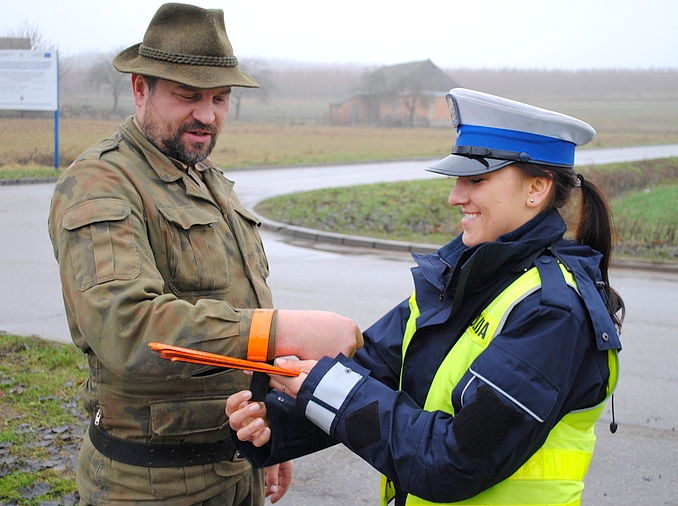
54, 55, 60, 168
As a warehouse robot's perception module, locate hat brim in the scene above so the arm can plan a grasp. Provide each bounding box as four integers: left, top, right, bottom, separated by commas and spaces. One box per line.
427, 154, 514, 177
113, 43, 260, 89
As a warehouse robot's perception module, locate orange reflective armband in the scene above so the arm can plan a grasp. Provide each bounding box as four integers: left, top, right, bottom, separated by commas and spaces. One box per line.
247, 309, 274, 362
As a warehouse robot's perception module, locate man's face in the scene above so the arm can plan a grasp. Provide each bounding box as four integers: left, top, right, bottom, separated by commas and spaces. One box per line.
133, 76, 231, 165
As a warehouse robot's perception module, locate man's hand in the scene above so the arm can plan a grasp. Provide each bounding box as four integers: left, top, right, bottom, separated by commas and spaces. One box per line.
275, 310, 363, 360
264, 461, 294, 503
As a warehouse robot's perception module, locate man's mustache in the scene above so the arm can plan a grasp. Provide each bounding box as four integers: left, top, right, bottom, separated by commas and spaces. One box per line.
180, 121, 218, 138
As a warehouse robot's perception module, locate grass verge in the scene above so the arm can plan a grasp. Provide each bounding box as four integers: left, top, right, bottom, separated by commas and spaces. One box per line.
255, 158, 678, 261
611, 183, 678, 259
0, 332, 87, 505
0, 165, 61, 180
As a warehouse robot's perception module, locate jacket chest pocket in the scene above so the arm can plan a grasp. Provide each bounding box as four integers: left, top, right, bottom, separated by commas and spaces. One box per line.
156, 204, 231, 296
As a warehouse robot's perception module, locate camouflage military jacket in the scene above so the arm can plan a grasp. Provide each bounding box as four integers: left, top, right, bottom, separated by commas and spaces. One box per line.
48, 117, 272, 503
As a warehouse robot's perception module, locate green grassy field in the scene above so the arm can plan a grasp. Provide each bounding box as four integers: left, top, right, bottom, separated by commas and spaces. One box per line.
611, 183, 678, 258
2, 105, 677, 263
0, 333, 87, 504
256, 158, 678, 261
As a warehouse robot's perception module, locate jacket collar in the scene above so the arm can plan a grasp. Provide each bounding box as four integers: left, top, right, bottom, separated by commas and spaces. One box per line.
411, 210, 620, 352
414, 209, 566, 289
411, 209, 574, 324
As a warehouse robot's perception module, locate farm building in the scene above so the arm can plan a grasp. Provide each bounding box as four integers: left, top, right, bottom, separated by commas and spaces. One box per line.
329, 59, 458, 127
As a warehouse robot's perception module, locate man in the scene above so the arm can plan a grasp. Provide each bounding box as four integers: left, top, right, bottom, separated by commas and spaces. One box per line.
48, 3, 361, 504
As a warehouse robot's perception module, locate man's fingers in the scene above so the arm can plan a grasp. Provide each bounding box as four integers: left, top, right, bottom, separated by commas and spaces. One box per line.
268, 461, 293, 503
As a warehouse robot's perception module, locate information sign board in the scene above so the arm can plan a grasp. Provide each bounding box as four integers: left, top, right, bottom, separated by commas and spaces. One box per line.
0, 50, 58, 111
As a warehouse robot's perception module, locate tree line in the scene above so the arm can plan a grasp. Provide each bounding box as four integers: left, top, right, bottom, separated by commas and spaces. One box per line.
2, 25, 677, 123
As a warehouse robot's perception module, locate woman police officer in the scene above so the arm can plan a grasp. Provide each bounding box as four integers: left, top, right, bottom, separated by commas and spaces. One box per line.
227, 88, 624, 505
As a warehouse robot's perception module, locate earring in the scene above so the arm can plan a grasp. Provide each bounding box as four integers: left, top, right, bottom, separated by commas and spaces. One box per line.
529, 198, 535, 203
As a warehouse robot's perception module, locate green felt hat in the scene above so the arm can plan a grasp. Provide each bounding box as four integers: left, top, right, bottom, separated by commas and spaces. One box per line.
113, 3, 259, 89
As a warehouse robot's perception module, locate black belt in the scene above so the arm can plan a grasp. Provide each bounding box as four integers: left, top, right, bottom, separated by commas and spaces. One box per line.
88, 420, 243, 467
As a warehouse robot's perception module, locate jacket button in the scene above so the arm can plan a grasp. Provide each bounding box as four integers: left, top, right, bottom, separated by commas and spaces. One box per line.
601, 332, 609, 341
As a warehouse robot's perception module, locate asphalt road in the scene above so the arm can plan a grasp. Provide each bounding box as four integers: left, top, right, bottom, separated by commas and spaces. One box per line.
1, 145, 677, 504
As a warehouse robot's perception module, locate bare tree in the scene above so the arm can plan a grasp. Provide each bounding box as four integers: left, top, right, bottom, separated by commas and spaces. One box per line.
359, 69, 392, 123
1, 24, 72, 82
88, 50, 129, 112
231, 58, 274, 120
355, 61, 457, 127
398, 74, 432, 127
1, 23, 54, 50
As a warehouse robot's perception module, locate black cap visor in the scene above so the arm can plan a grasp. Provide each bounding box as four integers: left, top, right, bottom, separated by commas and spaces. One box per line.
427, 154, 514, 177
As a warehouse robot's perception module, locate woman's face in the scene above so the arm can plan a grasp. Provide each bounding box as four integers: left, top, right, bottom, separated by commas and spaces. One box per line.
448, 165, 543, 247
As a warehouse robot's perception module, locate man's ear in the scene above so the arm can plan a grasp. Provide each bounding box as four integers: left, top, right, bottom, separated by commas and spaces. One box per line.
131, 74, 148, 108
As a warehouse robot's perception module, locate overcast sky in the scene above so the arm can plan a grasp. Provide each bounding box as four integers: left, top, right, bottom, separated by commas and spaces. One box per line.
2, 0, 677, 69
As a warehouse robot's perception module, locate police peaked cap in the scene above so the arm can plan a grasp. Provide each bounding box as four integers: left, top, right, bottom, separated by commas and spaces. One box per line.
429, 88, 596, 177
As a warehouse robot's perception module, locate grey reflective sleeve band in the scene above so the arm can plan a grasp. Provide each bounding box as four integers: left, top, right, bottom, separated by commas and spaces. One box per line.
304, 362, 364, 433
305, 401, 336, 434
313, 362, 363, 409
470, 368, 544, 422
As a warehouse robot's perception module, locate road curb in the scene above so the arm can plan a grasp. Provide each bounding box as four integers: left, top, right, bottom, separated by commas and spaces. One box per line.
0, 176, 59, 186
255, 213, 678, 274
257, 214, 438, 254
4, 177, 677, 273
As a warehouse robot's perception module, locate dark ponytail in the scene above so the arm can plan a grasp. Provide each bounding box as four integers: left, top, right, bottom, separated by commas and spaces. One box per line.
575, 173, 625, 329
515, 163, 625, 329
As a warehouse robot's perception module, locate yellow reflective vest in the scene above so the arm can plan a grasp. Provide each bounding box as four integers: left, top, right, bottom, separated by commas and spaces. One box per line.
381, 262, 619, 506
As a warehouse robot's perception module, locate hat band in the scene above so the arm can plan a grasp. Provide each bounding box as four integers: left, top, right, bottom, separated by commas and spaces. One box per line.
139, 44, 239, 67
457, 124, 576, 166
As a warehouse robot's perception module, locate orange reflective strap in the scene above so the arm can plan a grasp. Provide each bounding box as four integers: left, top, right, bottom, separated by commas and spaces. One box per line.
247, 309, 275, 362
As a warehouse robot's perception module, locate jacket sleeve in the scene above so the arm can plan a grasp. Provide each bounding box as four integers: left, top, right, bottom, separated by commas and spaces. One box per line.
291, 290, 605, 503
233, 298, 413, 467
353, 296, 410, 389
232, 387, 339, 467
47, 158, 263, 380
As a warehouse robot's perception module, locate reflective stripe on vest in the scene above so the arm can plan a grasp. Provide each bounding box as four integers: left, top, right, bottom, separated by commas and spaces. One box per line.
380, 262, 619, 505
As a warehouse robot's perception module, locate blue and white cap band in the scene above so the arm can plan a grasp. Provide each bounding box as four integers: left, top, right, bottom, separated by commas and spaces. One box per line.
457, 124, 577, 167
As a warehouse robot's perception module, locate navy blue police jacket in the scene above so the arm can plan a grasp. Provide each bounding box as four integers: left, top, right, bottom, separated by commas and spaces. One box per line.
235, 209, 622, 504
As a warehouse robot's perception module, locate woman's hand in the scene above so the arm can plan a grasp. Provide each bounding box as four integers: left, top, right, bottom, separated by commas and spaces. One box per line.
226, 390, 271, 447
268, 358, 317, 398
226, 359, 318, 444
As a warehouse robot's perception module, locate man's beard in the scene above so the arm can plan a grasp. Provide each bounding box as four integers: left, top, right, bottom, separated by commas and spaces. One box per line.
144, 119, 218, 165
